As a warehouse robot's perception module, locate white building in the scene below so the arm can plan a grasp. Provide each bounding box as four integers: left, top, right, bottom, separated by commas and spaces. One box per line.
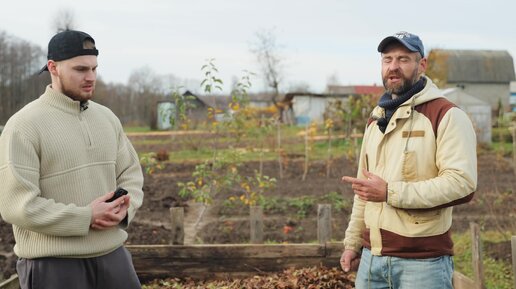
443, 88, 492, 144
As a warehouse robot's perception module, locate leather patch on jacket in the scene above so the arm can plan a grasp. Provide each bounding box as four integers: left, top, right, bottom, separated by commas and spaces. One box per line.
415, 98, 456, 137
362, 228, 454, 258
402, 130, 425, 138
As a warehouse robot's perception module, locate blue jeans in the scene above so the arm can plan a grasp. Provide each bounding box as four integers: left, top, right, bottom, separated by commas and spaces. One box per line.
355, 248, 453, 289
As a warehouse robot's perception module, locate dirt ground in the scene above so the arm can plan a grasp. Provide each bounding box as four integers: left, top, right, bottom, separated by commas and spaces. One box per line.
1, 137, 515, 280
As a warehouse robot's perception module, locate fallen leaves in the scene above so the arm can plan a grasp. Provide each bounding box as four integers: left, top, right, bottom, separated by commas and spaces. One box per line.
143, 265, 355, 289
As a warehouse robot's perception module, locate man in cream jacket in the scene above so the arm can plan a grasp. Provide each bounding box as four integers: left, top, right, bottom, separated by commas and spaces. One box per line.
340, 32, 477, 289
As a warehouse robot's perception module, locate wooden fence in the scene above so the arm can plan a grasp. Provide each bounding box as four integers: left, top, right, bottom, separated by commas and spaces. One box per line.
1, 205, 515, 288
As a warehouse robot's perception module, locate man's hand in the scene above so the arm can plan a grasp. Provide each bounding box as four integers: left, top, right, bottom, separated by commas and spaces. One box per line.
340, 249, 360, 272
89, 191, 131, 230
342, 169, 387, 202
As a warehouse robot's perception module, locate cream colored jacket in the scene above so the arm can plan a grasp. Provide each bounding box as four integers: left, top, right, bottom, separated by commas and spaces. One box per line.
344, 77, 477, 258
0, 85, 144, 259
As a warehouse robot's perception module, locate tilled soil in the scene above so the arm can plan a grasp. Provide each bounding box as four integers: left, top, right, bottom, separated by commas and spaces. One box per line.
1, 152, 515, 280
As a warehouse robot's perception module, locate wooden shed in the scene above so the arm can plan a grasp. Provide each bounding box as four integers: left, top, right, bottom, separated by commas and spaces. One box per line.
283, 92, 349, 125
155, 90, 210, 130
427, 49, 516, 113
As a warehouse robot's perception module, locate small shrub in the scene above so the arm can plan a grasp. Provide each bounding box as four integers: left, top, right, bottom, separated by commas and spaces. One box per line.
321, 191, 352, 213
156, 149, 169, 161
452, 231, 514, 289
492, 127, 513, 143
288, 196, 316, 218
140, 152, 164, 175
258, 196, 288, 214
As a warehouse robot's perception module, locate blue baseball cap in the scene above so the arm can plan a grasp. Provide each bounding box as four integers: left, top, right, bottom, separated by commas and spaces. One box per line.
377, 31, 424, 57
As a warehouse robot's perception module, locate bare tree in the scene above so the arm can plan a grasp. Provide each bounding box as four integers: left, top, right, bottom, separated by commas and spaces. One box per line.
250, 28, 285, 109
288, 81, 310, 93
326, 72, 340, 87
128, 66, 164, 128
52, 8, 77, 33
0, 30, 46, 124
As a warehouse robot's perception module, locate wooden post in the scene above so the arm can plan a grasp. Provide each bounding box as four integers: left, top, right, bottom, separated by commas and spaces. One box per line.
250, 206, 264, 244
470, 222, 485, 289
317, 204, 332, 244
276, 120, 283, 179
302, 123, 309, 181
169, 207, 184, 245
453, 272, 475, 289
326, 124, 333, 179
259, 114, 265, 176
351, 128, 360, 166
0, 274, 20, 289
512, 236, 516, 289
510, 127, 516, 176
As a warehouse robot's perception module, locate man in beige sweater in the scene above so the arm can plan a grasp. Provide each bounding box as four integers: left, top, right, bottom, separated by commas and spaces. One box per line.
0, 30, 144, 288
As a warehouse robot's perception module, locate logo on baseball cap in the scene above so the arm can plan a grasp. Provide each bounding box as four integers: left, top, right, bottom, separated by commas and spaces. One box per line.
39, 30, 99, 74
377, 31, 424, 57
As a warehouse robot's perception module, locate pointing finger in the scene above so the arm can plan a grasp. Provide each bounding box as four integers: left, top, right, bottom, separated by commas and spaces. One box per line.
341, 176, 357, 183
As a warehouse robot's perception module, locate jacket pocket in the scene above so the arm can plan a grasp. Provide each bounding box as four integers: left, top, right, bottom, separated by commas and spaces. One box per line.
404, 208, 442, 224
402, 151, 417, 181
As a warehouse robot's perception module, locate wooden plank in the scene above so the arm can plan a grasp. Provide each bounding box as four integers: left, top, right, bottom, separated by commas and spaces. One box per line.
129, 243, 344, 258
0, 243, 479, 286
169, 207, 184, 245
250, 206, 263, 244
453, 271, 475, 289
512, 236, 516, 289
127, 243, 342, 281
2, 244, 340, 286
127, 243, 327, 259
0, 275, 19, 289
317, 204, 332, 244
470, 222, 485, 289
325, 242, 345, 258
133, 256, 340, 280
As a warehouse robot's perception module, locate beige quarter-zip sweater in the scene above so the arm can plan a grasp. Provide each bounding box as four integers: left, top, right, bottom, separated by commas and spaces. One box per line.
0, 85, 144, 259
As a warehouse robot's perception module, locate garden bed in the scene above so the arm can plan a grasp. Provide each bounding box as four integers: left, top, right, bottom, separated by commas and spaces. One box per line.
1, 134, 515, 286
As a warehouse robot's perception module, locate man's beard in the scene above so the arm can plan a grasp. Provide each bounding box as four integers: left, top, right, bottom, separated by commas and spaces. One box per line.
59, 77, 94, 102
383, 68, 419, 95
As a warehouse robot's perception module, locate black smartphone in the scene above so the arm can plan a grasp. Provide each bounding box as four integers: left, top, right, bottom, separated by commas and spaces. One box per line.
106, 187, 128, 202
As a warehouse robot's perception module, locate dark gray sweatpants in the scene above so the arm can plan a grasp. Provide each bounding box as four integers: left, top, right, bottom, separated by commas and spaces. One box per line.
16, 246, 141, 289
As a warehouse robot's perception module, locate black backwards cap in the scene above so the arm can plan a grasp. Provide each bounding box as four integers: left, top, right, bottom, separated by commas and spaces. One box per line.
377, 31, 424, 57
39, 30, 99, 74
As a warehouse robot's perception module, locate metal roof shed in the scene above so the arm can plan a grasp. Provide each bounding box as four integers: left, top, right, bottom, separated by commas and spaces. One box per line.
443, 88, 492, 144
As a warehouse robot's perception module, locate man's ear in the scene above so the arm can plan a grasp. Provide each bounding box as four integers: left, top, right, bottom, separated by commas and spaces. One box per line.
418, 57, 427, 74
47, 60, 58, 75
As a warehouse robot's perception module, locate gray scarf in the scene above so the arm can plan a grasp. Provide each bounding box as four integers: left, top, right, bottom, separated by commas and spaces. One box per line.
376, 77, 426, 133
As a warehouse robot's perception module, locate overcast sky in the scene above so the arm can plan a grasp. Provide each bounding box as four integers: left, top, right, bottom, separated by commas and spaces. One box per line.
1, 0, 514, 94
